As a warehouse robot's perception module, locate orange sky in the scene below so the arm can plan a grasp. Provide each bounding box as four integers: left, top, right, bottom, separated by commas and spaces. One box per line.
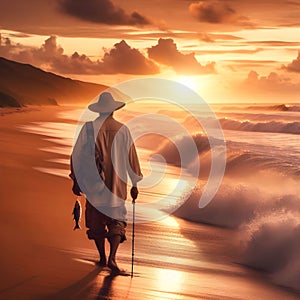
1, 0, 300, 103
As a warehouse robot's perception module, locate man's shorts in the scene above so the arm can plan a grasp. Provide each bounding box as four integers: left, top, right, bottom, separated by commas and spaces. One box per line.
85, 200, 127, 243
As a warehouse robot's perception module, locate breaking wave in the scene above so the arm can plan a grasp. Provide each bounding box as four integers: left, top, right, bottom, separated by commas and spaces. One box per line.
225, 150, 300, 177
156, 132, 300, 177
173, 178, 300, 291
246, 104, 300, 112
184, 115, 300, 135
221, 104, 300, 112
174, 180, 300, 228
158, 129, 300, 292
219, 118, 300, 135
156, 133, 211, 168
241, 212, 300, 291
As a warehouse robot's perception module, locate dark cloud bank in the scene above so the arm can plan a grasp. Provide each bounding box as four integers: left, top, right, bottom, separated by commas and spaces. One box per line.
189, 0, 253, 27
60, 0, 152, 26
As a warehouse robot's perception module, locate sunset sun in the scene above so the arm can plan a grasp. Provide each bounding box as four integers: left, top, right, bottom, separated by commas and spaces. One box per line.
176, 76, 199, 92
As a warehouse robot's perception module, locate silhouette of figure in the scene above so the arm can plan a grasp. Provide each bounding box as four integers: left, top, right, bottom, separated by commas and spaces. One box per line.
70, 92, 143, 273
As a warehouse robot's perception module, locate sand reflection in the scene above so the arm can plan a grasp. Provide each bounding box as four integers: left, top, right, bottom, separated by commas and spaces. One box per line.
154, 268, 184, 295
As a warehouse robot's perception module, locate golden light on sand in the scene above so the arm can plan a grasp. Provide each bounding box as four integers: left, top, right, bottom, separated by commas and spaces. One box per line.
160, 216, 180, 228
154, 269, 184, 295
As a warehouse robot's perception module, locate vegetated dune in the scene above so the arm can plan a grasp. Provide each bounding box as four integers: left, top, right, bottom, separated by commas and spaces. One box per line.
0, 57, 107, 107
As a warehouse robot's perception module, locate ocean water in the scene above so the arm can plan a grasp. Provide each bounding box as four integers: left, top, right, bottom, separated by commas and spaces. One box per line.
160, 103, 300, 291
19, 102, 300, 293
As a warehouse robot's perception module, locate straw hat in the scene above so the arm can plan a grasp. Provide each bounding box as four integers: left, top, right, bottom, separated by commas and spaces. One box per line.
88, 92, 125, 113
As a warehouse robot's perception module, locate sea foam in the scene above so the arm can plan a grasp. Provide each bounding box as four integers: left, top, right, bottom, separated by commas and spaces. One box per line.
159, 128, 300, 291
173, 179, 300, 290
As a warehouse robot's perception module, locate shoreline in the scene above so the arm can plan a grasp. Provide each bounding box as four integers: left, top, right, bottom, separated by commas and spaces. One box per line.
0, 105, 299, 300
0, 105, 91, 298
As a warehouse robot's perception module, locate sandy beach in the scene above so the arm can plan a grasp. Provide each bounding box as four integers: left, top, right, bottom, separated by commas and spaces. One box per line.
0, 106, 299, 300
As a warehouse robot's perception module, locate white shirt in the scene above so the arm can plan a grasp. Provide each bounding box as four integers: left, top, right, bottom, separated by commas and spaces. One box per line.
71, 114, 142, 207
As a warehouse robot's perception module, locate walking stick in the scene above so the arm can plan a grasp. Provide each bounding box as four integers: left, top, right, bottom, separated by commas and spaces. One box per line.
131, 197, 136, 278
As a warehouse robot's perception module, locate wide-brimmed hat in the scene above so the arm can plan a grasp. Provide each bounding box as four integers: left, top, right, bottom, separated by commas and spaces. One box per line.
88, 92, 125, 113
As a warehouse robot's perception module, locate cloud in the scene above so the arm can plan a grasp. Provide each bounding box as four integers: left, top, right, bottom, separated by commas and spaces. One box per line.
148, 38, 216, 75
194, 48, 264, 55
189, 1, 251, 26
100, 40, 159, 74
239, 70, 300, 100
224, 60, 278, 69
7, 32, 32, 38
248, 41, 300, 47
0, 35, 95, 74
115, 31, 243, 43
282, 51, 300, 73
287, 0, 300, 6
198, 33, 244, 42
0, 35, 159, 75
245, 70, 291, 87
61, 0, 152, 26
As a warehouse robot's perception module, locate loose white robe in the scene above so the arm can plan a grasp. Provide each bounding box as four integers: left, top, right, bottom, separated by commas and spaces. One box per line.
71, 114, 143, 208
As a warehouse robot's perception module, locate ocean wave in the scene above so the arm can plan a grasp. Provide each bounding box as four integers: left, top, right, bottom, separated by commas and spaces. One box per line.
157, 131, 300, 178
224, 150, 300, 177
174, 183, 260, 228
173, 179, 300, 291
174, 180, 300, 228
216, 111, 300, 123
156, 133, 211, 168
241, 212, 300, 291
288, 105, 300, 112
167, 132, 300, 291
184, 115, 300, 135
219, 118, 300, 135
247, 104, 293, 111
221, 104, 300, 112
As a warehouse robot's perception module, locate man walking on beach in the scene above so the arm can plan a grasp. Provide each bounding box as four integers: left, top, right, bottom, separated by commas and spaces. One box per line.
70, 92, 143, 273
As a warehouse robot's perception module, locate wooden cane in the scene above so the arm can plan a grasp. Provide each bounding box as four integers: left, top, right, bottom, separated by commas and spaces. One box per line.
131, 197, 136, 277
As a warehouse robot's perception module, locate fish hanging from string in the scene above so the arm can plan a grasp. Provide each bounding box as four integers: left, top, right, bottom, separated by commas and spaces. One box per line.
73, 198, 82, 230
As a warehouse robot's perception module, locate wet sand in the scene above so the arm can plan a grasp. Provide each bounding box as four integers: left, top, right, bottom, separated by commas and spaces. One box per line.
0, 106, 299, 300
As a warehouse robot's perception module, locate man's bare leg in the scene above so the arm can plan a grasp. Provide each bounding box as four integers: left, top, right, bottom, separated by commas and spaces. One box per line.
94, 238, 107, 266
108, 235, 121, 272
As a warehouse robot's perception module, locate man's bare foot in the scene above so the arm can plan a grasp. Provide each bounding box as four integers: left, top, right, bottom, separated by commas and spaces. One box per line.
107, 259, 119, 271
108, 258, 126, 274
96, 257, 107, 267
108, 262, 128, 275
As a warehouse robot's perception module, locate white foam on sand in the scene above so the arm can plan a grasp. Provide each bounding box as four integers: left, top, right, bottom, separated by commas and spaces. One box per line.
33, 167, 70, 178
